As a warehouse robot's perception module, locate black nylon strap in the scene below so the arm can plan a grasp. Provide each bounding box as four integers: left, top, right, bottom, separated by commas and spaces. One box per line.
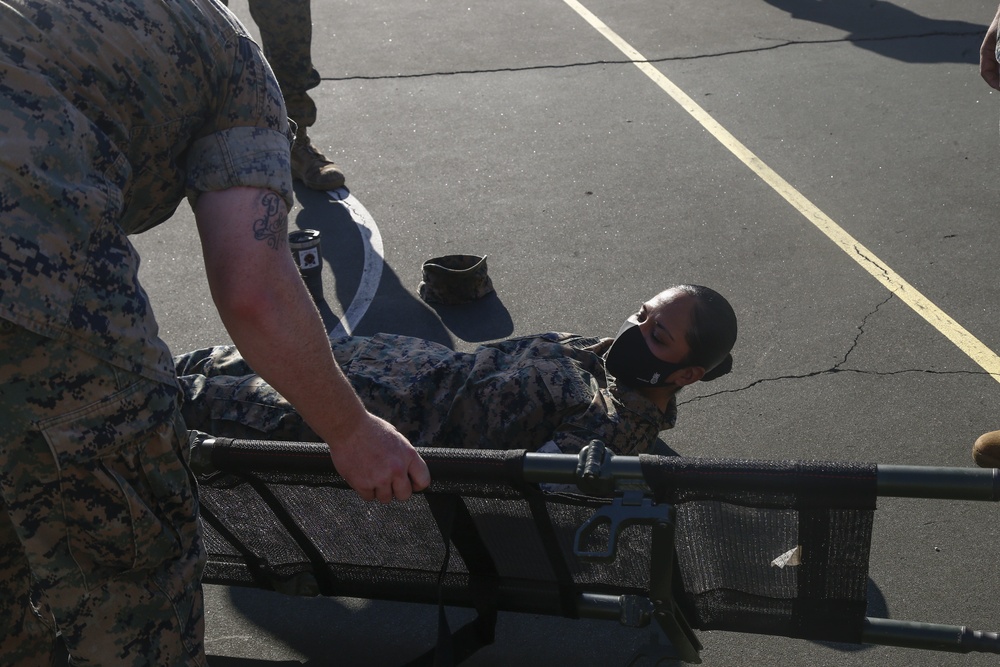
245, 476, 338, 595
521, 487, 579, 620
199, 496, 278, 590
401, 492, 500, 667
791, 508, 868, 643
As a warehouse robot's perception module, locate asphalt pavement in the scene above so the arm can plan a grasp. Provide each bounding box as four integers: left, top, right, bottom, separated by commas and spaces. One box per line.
131, 0, 1000, 664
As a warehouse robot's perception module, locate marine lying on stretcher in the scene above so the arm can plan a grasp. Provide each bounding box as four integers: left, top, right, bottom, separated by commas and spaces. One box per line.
176, 284, 738, 458
185, 284, 1000, 662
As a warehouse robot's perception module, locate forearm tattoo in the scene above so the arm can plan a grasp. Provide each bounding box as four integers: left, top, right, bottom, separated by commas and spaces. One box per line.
253, 192, 287, 250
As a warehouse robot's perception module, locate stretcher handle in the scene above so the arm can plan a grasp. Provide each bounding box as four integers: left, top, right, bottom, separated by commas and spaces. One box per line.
876, 465, 1000, 501
863, 618, 1000, 654
191, 437, 526, 483
190, 437, 333, 476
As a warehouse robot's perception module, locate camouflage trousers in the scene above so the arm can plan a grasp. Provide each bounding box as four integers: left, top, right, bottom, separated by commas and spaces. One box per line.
0, 322, 206, 666
224, 0, 322, 128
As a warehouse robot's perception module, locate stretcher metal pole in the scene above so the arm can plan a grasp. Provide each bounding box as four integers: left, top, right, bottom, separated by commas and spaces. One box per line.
518, 454, 1000, 502
521, 452, 644, 487
876, 465, 1000, 501
862, 618, 1000, 654
194, 438, 1000, 502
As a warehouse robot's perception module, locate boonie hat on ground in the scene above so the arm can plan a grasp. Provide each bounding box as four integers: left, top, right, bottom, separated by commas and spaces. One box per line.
418, 254, 494, 305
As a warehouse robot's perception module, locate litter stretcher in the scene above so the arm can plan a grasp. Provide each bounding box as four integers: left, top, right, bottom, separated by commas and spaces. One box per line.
190, 436, 1000, 665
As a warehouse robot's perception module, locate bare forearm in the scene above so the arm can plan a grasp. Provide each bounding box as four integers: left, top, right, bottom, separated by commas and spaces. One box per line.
194, 187, 430, 500
221, 265, 370, 443
231, 292, 428, 502
194, 188, 365, 440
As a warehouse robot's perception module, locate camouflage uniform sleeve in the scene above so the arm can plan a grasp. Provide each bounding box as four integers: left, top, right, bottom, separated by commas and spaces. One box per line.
185, 34, 294, 211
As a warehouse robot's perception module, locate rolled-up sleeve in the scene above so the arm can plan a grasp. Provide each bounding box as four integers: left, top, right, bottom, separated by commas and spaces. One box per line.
187, 126, 293, 209
186, 34, 294, 211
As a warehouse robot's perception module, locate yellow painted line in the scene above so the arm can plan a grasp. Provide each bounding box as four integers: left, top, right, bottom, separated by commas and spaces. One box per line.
563, 0, 1000, 383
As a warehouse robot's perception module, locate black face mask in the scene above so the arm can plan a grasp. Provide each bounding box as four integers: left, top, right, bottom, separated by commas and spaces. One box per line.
604, 315, 686, 387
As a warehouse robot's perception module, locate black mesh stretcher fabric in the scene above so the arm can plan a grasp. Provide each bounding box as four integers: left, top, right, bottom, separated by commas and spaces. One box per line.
196, 444, 877, 648
197, 449, 653, 613
640, 455, 877, 644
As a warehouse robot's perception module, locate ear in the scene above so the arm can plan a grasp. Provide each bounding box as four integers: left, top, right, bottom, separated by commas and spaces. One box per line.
668, 366, 705, 387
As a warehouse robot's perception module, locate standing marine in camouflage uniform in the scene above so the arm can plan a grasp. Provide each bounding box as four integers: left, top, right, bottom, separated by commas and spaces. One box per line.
0, 1, 427, 664
225, 0, 346, 190
176, 286, 739, 456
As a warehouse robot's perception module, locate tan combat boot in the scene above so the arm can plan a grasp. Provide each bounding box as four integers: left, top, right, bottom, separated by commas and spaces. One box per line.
973, 430, 1000, 468
291, 129, 346, 191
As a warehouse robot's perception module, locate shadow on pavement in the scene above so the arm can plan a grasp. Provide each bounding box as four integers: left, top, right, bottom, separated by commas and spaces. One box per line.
291, 185, 513, 347
763, 0, 986, 64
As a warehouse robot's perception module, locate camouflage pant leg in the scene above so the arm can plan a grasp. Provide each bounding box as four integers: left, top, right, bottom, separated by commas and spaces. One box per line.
0, 323, 206, 666
241, 0, 321, 127
0, 498, 62, 665
174, 339, 376, 442
176, 344, 322, 442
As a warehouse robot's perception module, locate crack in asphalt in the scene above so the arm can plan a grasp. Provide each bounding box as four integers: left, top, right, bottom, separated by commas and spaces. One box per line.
853, 244, 892, 280
678, 293, 995, 406
320, 30, 983, 82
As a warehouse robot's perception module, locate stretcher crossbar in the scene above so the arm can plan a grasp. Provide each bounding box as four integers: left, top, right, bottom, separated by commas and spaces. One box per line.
191, 436, 1000, 664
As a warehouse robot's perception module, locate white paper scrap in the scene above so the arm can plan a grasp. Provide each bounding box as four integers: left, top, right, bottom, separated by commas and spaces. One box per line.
771, 545, 802, 568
